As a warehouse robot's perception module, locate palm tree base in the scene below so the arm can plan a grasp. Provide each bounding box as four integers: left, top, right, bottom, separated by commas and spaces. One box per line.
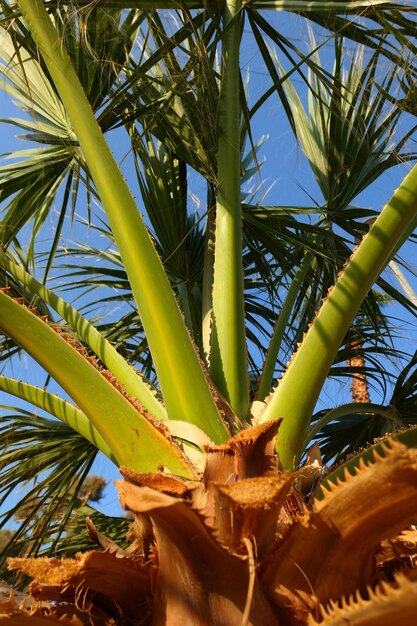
3, 423, 417, 625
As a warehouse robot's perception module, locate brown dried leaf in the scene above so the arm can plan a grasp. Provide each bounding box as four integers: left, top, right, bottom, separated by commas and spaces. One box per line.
376, 528, 417, 577
294, 444, 323, 496
309, 573, 417, 625
204, 420, 281, 485
124, 513, 154, 562
86, 518, 126, 557
200, 421, 282, 526
262, 440, 417, 625
119, 468, 198, 496
0, 583, 35, 609
0, 598, 113, 624
213, 474, 293, 556
9, 551, 150, 622
117, 480, 279, 626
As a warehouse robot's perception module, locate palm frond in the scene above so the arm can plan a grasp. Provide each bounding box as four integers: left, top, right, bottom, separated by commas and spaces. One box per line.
0, 405, 99, 580
0, 6, 140, 264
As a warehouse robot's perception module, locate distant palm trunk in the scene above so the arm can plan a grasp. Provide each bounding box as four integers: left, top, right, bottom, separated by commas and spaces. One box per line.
347, 339, 370, 403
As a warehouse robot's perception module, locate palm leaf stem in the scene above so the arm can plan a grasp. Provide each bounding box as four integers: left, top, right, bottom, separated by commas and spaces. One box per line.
0, 376, 116, 463
257, 251, 313, 401
202, 184, 216, 365
0, 255, 167, 422
16, 0, 227, 443
210, 0, 249, 420
0, 291, 193, 476
389, 259, 417, 306
304, 402, 399, 448
261, 164, 417, 469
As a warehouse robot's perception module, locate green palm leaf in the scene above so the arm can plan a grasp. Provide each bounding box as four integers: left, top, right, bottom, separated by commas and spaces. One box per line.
0, 406, 99, 579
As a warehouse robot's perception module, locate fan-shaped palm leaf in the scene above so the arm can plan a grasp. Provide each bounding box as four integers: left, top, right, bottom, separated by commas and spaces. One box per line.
0, 406, 99, 581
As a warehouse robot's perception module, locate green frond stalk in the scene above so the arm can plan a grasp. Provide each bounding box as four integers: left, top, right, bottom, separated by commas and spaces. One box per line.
210, 0, 249, 421
261, 163, 417, 469
257, 252, 313, 401
0, 291, 193, 477
1, 255, 167, 422
0, 376, 116, 463
303, 402, 400, 449
389, 259, 417, 306
16, 0, 227, 444
202, 189, 216, 364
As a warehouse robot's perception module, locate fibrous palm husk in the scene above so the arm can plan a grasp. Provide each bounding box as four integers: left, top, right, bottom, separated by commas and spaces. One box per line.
3, 424, 417, 625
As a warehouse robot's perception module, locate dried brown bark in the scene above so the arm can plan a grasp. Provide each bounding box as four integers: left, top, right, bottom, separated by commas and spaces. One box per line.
3, 429, 417, 626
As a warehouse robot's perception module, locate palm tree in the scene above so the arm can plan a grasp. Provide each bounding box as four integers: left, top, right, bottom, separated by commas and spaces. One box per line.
1, 0, 417, 623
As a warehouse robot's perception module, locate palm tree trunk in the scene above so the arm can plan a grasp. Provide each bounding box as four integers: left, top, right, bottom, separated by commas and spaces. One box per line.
347, 337, 371, 404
